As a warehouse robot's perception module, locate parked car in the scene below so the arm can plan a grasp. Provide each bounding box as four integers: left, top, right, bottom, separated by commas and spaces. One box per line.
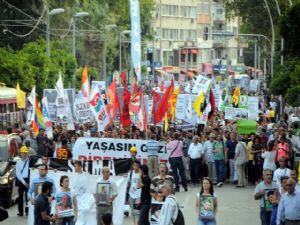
0, 134, 21, 208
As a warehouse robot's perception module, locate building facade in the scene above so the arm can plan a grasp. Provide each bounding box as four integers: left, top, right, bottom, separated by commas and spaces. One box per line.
151, 0, 241, 76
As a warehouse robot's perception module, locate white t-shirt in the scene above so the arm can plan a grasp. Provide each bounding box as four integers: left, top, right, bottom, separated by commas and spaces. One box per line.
127, 170, 141, 199
262, 151, 276, 171
188, 143, 203, 159
273, 167, 291, 187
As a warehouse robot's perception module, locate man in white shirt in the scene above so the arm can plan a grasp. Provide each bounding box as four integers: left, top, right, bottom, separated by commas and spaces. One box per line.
96, 167, 118, 225
16, 146, 30, 216
127, 160, 141, 225
188, 135, 203, 184
159, 180, 178, 225
273, 156, 291, 188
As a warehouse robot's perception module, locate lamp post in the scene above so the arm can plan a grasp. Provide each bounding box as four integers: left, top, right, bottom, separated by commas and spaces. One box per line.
46, 7, 65, 56
72, 12, 89, 58
119, 30, 131, 73
263, 0, 275, 78
102, 24, 117, 83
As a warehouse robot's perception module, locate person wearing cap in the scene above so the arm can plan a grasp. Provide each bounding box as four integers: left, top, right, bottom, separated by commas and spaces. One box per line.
16, 146, 30, 216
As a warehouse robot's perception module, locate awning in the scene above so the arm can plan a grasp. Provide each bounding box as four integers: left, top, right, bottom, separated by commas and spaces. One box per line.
180, 49, 188, 54
191, 49, 199, 54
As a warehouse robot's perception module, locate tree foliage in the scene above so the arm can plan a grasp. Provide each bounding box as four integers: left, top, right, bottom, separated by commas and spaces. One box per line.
0, 40, 76, 94
280, 3, 300, 57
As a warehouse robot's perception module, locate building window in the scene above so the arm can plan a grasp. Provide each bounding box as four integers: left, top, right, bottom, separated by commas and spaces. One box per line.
217, 8, 223, 15
163, 51, 173, 66
203, 27, 209, 40
161, 5, 179, 17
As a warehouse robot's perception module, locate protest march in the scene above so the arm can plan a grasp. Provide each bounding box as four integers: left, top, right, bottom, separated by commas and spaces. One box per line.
1, 63, 300, 225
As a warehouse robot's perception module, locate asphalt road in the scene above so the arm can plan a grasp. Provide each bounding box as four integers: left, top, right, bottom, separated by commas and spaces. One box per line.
2, 183, 260, 225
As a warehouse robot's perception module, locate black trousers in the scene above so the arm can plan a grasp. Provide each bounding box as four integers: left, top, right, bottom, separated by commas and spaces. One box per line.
189, 158, 201, 183
18, 178, 29, 214
169, 157, 187, 188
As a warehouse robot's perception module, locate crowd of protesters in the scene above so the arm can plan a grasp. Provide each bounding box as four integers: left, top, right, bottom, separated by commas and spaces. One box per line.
3, 96, 300, 225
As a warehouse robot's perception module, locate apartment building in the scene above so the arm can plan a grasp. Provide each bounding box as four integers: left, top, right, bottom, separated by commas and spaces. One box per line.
151, 0, 240, 75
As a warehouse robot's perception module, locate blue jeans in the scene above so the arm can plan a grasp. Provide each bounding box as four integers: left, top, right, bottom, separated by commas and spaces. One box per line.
61, 216, 75, 225
260, 207, 271, 225
198, 219, 216, 225
215, 159, 225, 183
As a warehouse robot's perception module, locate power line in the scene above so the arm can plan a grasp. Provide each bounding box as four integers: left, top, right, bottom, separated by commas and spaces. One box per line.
2, 6, 46, 37
1, 0, 37, 21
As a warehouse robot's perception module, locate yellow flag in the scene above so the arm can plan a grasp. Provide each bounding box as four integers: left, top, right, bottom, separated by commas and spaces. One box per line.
170, 88, 180, 120
16, 83, 26, 108
193, 91, 205, 116
164, 113, 169, 132
232, 86, 240, 106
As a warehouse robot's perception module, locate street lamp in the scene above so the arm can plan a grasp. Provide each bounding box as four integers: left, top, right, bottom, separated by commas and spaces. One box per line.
119, 30, 131, 73
72, 12, 89, 57
46, 7, 65, 56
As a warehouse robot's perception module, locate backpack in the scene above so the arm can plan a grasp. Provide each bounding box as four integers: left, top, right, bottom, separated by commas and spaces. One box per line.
169, 196, 185, 225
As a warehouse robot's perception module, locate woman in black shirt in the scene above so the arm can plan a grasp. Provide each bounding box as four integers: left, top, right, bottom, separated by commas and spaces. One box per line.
137, 164, 151, 225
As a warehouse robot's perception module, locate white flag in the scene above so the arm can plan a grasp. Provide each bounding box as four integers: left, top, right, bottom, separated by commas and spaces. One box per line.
55, 71, 65, 98
90, 86, 109, 132
186, 94, 193, 119
27, 86, 36, 123
42, 97, 53, 139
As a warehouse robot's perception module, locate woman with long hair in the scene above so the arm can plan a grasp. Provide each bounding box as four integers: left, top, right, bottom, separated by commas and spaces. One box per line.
195, 177, 218, 225
251, 135, 263, 183
55, 175, 78, 225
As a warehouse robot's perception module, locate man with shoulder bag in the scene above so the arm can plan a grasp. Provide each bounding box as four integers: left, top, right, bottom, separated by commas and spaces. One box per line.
166, 133, 188, 192
16, 146, 30, 216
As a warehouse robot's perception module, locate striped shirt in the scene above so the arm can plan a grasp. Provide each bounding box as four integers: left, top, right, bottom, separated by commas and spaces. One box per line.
146, 140, 160, 156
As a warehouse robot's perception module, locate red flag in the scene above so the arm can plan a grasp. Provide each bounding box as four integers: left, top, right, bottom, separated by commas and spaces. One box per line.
107, 79, 120, 124
120, 85, 131, 127
129, 81, 141, 113
120, 70, 127, 86
208, 89, 216, 120
153, 80, 174, 124
152, 90, 163, 125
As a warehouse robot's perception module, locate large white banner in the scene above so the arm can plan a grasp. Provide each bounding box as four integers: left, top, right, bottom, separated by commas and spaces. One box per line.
248, 96, 259, 121
72, 138, 168, 161
28, 170, 127, 225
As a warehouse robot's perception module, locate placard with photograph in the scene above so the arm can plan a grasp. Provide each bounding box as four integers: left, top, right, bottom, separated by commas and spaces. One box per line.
56, 191, 74, 217
264, 188, 276, 211
96, 183, 111, 206
33, 182, 44, 199
199, 195, 215, 220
